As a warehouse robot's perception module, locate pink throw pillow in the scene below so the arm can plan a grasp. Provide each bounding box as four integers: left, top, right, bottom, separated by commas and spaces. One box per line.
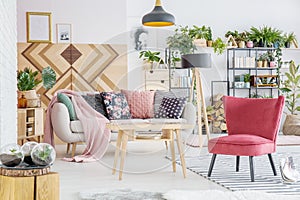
121, 90, 155, 119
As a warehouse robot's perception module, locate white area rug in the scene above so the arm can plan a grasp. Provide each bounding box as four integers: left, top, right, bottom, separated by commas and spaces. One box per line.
79, 189, 300, 200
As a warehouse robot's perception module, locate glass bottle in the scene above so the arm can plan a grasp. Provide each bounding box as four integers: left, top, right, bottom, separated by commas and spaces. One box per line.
18, 94, 27, 108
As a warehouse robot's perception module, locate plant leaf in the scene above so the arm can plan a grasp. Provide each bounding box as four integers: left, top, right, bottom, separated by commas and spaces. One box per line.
42, 66, 56, 90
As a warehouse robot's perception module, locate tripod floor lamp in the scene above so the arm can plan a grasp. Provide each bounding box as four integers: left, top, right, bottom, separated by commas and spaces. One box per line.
181, 53, 211, 148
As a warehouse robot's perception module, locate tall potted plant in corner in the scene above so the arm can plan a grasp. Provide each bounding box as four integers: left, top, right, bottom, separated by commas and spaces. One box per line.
280, 61, 300, 135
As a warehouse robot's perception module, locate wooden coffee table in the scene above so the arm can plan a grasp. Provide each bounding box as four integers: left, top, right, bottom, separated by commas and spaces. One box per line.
107, 122, 194, 180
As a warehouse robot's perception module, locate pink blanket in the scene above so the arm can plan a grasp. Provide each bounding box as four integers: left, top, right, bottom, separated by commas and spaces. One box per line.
44, 89, 111, 162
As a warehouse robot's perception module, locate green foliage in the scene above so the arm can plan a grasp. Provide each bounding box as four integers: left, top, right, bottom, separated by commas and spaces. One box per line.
212, 38, 226, 55
167, 26, 196, 55
188, 25, 210, 40
280, 61, 300, 114
139, 50, 163, 64
225, 30, 239, 38
248, 26, 283, 47
42, 66, 57, 90
35, 145, 52, 161
17, 67, 42, 91
244, 73, 251, 82
17, 67, 56, 91
284, 32, 297, 43
205, 27, 213, 41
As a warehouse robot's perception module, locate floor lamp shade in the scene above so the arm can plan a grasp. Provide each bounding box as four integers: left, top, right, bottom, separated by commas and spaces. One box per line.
142, 0, 175, 27
181, 53, 211, 68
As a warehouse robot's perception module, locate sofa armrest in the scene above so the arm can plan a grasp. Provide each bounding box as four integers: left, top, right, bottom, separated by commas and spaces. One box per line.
51, 103, 85, 143
181, 102, 196, 139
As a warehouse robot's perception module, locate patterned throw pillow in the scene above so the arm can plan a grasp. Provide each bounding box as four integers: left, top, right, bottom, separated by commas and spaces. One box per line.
81, 94, 108, 118
153, 90, 176, 114
155, 97, 187, 119
121, 90, 155, 119
101, 92, 131, 120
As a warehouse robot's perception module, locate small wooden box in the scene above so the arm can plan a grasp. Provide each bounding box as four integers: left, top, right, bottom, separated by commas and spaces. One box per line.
250, 75, 278, 87
0, 172, 59, 200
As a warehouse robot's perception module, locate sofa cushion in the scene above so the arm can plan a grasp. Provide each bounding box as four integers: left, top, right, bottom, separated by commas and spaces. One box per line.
70, 120, 84, 133
154, 90, 176, 114
121, 89, 155, 119
81, 93, 108, 118
101, 92, 132, 120
155, 97, 187, 119
57, 93, 77, 121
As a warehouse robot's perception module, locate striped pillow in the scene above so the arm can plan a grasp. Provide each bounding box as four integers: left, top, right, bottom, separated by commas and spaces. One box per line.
121, 90, 155, 119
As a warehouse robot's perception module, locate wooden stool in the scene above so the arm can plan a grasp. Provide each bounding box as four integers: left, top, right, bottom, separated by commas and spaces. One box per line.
0, 172, 59, 200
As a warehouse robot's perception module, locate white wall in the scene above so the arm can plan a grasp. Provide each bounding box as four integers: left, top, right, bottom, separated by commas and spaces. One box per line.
17, 0, 127, 43
0, 0, 17, 146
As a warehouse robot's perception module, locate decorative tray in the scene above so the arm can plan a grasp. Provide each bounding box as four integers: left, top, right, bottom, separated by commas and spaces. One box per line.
0, 163, 51, 177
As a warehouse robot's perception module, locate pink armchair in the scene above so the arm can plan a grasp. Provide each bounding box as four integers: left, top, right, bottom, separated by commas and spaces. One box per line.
208, 96, 284, 182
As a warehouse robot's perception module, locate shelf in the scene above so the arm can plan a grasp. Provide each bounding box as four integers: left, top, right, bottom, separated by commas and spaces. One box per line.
230, 87, 278, 89
228, 67, 278, 70
227, 47, 276, 51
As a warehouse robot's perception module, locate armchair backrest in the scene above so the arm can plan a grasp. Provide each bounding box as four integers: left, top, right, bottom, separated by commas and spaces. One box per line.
223, 96, 284, 141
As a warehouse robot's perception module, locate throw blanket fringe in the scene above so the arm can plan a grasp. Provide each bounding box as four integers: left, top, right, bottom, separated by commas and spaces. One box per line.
44, 89, 111, 162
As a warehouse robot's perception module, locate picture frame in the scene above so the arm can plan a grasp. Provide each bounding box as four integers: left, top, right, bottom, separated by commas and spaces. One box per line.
56, 24, 72, 43
26, 12, 52, 43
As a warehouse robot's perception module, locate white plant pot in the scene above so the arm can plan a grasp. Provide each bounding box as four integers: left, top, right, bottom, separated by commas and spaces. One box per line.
24, 90, 38, 99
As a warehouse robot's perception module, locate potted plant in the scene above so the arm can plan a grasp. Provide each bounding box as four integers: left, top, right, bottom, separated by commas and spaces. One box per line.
205, 27, 213, 47
267, 51, 276, 67
225, 30, 239, 46
256, 54, 264, 67
212, 37, 226, 55
283, 32, 297, 48
244, 73, 251, 88
31, 143, 56, 166
280, 61, 300, 135
248, 26, 264, 47
0, 144, 24, 167
236, 32, 247, 48
245, 31, 254, 48
188, 25, 208, 47
17, 66, 56, 106
167, 26, 196, 67
139, 50, 164, 70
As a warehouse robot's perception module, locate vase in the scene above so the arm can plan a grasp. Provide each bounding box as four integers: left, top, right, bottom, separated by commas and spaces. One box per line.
269, 61, 276, 68
257, 61, 263, 68
193, 38, 207, 47
24, 89, 38, 99
246, 41, 253, 48
238, 41, 245, 48
18, 94, 27, 108
207, 40, 213, 47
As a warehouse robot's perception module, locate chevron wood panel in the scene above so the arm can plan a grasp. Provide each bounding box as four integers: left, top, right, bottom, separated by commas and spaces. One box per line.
17, 43, 128, 107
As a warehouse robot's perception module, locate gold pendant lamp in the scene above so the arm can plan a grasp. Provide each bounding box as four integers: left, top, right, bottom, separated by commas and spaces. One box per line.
142, 0, 175, 27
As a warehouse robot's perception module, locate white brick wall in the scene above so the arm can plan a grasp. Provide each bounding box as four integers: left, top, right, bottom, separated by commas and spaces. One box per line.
0, 0, 17, 146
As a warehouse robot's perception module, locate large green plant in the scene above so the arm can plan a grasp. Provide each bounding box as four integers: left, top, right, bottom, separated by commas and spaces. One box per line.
280, 61, 300, 114
17, 66, 56, 91
166, 26, 196, 55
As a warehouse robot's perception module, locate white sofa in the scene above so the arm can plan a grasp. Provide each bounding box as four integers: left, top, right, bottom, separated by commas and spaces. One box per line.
51, 94, 196, 157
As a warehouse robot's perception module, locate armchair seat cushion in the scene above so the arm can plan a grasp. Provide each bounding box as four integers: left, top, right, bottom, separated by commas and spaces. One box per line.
70, 120, 84, 133
208, 134, 275, 156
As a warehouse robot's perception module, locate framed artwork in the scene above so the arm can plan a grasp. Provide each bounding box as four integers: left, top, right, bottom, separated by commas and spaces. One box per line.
26, 12, 52, 43
56, 24, 72, 43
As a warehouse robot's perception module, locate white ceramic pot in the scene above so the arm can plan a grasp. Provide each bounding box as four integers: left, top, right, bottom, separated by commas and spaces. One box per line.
24, 90, 38, 99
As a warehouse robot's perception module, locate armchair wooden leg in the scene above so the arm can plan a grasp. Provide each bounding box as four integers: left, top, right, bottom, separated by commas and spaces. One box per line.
208, 154, 217, 177
71, 143, 77, 157
164, 141, 168, 150
66, 143, 71, 154
249, 156, 254, 182
268, 154, 277, 176
236, 156, 240, 172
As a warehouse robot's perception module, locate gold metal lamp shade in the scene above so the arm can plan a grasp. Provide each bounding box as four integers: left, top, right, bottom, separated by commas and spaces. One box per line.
142, 0, 175, 27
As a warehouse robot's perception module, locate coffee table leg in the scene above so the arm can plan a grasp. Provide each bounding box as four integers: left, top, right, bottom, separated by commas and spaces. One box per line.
119, 131, 129, 180
175, 129, 186, 178
112, 130, 123, 175
170, 130, 176, 172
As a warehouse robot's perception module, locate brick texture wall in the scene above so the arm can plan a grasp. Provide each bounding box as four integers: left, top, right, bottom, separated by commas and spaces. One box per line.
0, 0, 17, 146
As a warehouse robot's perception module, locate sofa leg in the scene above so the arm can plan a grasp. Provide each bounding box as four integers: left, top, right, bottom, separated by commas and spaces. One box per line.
249, 156, 254, 182
208, 154, 217, 177
66, 143, 71, 154
268, 154, 277, 176
165, 141, 168, 150
71, 143, 77, 157
236, 156, 240, 172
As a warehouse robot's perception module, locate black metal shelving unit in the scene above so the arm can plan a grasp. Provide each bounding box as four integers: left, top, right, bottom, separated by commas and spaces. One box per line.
226, 47, 279, 98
